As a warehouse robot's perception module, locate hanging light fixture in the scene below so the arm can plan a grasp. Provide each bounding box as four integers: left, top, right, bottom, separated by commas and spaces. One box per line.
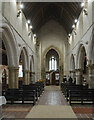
74, 19, 78, 23
27, 20, 30, 24
34, 34, 36, 37
72, 24, 75, 29
30, 25, 33, 29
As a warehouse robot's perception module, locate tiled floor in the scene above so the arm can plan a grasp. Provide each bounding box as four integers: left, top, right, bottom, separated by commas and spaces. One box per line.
2, 104, 33, 118
72, 105, 94, 118
2, 86, 94, 119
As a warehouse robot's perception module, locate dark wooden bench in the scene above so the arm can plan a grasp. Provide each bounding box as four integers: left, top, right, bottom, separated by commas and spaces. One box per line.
65, 85, 88, 100
23, 85, 38, 101
4, 88, 36, 105
22, 90, 36, 105
69, 89, 94, 105
60, 83, 75, 94
5, 89, 23, 103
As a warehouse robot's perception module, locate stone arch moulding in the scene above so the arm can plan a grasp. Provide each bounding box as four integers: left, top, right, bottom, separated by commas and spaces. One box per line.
42, 45, 63, 69
19, 45, 29, 70
76, 44, 87, 70
0, 22, 18, 67
43, 45, 61, 59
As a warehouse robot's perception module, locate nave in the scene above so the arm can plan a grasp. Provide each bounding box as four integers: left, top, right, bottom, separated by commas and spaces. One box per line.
0, 1, 94, 119
2, 86, 94, 119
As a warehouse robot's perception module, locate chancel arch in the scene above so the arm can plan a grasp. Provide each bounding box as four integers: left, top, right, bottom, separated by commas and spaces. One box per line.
46, 49, 59, 71
42, 46, 63, 85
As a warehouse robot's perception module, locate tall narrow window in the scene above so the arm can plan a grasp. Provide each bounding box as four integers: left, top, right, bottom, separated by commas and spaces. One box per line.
49, 59, 51, 71
19, 65, 23, 77
55, 59, 57, 70
49, 56, 57, 71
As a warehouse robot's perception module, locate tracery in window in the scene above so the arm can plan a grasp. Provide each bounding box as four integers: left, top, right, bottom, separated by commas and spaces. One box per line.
49, 56, 57, 71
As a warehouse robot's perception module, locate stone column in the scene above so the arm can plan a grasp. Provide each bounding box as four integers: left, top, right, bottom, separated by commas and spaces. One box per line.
8, 67, 19, 88
32, 72, 35, 83
27, 70, 30, 85
75, 69, 83, 85
29, 71, 32, 83
70, 70, 75, 83
88, 64, 94, 88
23, 70, 28, 85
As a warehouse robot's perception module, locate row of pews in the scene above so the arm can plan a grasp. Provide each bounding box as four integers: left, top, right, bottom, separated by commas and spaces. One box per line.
2, 81, 44, 105
61, 83, 94, 105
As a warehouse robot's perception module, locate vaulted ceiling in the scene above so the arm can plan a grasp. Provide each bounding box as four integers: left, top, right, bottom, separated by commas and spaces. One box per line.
22, 2, 82, 34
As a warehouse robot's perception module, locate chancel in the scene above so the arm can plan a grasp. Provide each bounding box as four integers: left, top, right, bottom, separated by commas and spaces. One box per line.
0, 0, 94, 119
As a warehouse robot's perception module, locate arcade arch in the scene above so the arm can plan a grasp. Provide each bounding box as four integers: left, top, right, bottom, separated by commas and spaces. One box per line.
76, 45, 87, 85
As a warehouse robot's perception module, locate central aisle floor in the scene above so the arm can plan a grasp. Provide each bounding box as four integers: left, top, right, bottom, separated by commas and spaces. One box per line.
2, 86, 94, 118
26, 86, 77, 118
37, 86, 68, 105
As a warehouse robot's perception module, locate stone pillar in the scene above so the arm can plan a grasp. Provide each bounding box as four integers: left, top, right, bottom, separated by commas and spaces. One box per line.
23, 70, 28, 85
32, 72, 35, 83
70, 70, 75, 83
75, 69, 83, 85
88, 64, 94, 88
8, 67, 19, 88
27, 70, 30, 85
30, 71, 32, 83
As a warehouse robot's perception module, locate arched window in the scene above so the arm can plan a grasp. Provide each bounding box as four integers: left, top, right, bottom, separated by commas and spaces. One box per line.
49, 56, 57, 71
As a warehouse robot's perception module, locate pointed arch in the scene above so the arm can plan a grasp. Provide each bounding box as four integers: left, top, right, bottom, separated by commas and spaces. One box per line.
19, 46, 29, 70
0, 23, 18, 67
77, 44, 87, 70
43, 45, 61, 59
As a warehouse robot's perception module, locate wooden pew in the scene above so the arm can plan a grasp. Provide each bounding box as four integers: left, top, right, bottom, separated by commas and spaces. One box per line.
65, 85, 88, 100
69, 89, 94, 105
4, 88, 36, 105
5, 89, 23, 103
23, 85, 38, 101
22, 90, 36, 105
